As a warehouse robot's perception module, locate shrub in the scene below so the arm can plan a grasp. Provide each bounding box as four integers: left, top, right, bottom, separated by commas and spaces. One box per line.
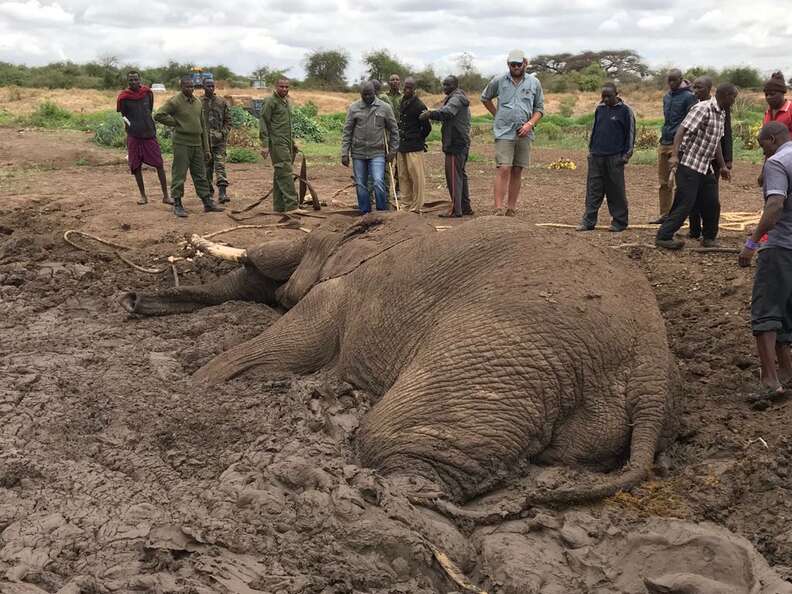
538, 121, 562, 141
25, 101, 73, 128
227, 147, 259, 163
229, 106, 258, 129
635, 127, 659, 150
292, 102, 326, 142
318, 112, 346, 132
93, 113, 126, 148
735, 121, 761, 150
558, 95, 577, 118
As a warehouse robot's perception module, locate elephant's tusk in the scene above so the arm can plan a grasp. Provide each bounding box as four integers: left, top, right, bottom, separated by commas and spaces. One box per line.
189, 234, 247, 263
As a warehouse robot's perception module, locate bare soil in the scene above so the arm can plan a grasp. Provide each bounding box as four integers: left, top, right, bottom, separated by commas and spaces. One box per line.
1, 127, 790, 593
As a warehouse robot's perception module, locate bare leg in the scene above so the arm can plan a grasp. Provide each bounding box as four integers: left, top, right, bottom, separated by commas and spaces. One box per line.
132, 168, 147, 204
506, 166, 523, 210
757, 332, 782, 389
493, 166, 511, 210
157, 166, 172, 204
776, 342, 792, 384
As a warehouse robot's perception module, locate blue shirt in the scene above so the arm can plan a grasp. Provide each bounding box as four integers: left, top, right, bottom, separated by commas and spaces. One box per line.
589, 100, 636, 157
481, 73, 544, 140
762, 141, 792, 251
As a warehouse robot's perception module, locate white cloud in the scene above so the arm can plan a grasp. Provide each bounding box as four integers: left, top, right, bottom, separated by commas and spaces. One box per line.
636, 14, 674, 31
599, 18, 620, 32
0, 0, 73, 23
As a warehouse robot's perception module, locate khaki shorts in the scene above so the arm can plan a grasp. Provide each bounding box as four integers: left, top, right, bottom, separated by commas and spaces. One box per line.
495, 137, 532, 168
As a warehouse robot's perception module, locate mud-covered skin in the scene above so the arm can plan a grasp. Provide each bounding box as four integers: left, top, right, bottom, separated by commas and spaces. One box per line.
125, 213, 678, 504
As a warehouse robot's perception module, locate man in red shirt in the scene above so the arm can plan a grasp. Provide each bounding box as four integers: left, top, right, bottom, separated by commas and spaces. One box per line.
117, 71, 170, 205
763, 72, 792, 134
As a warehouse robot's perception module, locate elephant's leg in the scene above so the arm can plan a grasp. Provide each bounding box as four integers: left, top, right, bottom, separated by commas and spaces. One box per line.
193, 279, 344, 384
120, 266, 279, 316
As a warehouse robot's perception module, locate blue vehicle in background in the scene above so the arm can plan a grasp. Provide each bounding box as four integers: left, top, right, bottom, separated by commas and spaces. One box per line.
190, 67, 213, 89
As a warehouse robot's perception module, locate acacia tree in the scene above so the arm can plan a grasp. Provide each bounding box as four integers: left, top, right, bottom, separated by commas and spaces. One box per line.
303, 49, 349, 90
530, 50, 648, 81
363, 50, 410, 82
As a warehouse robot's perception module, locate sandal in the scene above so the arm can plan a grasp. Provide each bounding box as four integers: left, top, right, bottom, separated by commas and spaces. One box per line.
746, 383, 785, 406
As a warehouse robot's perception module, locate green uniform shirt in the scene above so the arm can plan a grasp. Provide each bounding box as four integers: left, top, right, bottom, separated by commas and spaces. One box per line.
154, 92, 209, 150
259, 92, 294, 163
201, 94, 231, 146
384, 91, 402, 116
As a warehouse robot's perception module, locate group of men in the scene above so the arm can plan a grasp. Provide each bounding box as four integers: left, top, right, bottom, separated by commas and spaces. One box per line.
339, 49, 544, 218
117, 72, 231, 217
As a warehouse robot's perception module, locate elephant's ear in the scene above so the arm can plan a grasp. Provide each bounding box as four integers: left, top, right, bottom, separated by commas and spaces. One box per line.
318, 212, 436, 282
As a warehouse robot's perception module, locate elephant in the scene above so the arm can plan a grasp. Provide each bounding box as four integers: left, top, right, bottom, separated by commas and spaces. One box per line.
120, 212, 678, 512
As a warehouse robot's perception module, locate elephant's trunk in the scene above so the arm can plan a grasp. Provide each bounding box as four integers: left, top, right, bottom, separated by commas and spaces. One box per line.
120, 266, 280, 317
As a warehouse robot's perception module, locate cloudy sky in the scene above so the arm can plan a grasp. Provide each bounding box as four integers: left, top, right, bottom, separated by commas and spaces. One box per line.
0, 0, 790, 80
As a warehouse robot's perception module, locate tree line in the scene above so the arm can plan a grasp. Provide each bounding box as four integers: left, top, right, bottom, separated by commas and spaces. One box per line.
0, 49, 772, 93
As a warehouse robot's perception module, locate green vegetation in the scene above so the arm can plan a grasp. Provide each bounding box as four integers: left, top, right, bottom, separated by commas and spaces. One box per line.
227, 147, 259, 163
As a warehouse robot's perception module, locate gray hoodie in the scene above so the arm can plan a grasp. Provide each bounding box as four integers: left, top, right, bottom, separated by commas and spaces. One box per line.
428, 88, 470, 154
341, 98, 399, 159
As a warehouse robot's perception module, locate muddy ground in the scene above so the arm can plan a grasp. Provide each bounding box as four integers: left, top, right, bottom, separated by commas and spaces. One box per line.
1, 127, 791, 593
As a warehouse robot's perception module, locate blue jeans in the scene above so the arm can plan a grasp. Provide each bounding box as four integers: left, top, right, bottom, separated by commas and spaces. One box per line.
353, 157, 387, 213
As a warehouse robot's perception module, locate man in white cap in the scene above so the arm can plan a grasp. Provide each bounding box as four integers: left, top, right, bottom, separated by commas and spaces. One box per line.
481, 49, 544, 216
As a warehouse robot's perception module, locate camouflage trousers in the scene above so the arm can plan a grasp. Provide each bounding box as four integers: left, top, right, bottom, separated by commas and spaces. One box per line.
207, 142, 228, 195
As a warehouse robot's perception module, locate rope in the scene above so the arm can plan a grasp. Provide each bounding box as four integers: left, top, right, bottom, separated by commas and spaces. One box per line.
63, 230, 173, 275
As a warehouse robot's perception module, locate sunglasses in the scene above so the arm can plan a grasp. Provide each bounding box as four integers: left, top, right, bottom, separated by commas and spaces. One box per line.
509, 62, 524, 67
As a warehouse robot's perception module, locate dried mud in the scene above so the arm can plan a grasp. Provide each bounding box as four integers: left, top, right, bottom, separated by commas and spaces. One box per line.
1, 127, 791, 593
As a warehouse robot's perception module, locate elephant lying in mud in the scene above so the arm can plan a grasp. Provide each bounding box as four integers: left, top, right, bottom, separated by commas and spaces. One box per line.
121, 213, 678, 510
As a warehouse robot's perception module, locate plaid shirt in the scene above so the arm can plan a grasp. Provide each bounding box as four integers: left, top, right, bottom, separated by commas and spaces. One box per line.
679, 97, 725, 174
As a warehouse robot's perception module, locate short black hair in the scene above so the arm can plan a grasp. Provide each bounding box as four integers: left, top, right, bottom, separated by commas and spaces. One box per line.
716, 82, 737, 95
602, 81, 618, 93
759, 121, 790, 141
181, 75, 193, 84
127, 70, 140, 77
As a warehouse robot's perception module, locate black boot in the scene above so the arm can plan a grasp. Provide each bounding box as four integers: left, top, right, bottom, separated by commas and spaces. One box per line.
173, 198, 188, 218
202, 196, 224, 213
218, 186, 230, 204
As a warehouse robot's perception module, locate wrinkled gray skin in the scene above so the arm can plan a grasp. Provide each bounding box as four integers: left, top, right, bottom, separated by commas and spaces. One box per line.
121, 213, 678, 509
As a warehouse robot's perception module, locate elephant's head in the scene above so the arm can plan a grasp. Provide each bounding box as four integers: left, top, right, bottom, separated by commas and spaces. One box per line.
119, 212, 435, 317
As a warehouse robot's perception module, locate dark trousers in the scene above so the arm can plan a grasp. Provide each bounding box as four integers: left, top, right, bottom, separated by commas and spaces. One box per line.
581, 154, 628, 229
444, 150, 471, 215
657, 164, 718, 241
688, 164, 721, 240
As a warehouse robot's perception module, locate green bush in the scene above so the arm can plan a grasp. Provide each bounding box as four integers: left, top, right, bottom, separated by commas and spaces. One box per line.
227, 147, 259, 163
318, 112, 346, 132
25, 101, 73, 128
292, 102, 326, 142
558, 95, 577, 118
635, 126, 659, 150
538, 121, 562, 140
93, 113, 126, 148
230, 106, 258, 128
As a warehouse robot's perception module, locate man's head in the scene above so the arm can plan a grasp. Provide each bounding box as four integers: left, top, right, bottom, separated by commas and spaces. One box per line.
388, 74, 401, 93
203, 79, 215, 97
403, 77, 416, 99
371, 79, 382, 95
180, 76, 194, 98
667, 68, 683, 91
692, 76, 713, 101
715, 82, 738, 111
275, 78, 290, 98
127, 71, 141, 91
758, 121, 790, 159
764, 72, 787, 110
507, 49, 527, 79
360, 81, 376, 105
601, 82, 618, 106
442, 75, 459, 96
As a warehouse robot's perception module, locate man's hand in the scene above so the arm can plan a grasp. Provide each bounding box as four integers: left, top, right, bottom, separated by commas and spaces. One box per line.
669, 155, 679, 168
758, 173, 764, 187
387, 151, 397, 163
204, 152, 212, 164
341, 155, 350, 167
739, 246, 756, 267
621, 153, 631, 165
517, 122, 533, 138
721, 166, 732, 181
261, 149, 269, 160
418, 110, 431, 121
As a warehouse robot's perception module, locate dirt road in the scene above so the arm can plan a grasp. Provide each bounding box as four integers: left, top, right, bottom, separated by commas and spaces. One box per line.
1, 127, 790, 592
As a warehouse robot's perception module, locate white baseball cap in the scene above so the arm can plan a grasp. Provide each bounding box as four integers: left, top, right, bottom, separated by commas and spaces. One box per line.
507, 49, 526, 63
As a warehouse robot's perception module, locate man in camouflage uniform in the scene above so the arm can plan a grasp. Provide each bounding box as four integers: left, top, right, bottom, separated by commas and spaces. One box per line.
202, 79, 232, 203
259, 78, 302, 213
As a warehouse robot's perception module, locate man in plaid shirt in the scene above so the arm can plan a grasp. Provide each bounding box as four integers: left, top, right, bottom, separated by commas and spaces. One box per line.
656, 82, 738, 249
